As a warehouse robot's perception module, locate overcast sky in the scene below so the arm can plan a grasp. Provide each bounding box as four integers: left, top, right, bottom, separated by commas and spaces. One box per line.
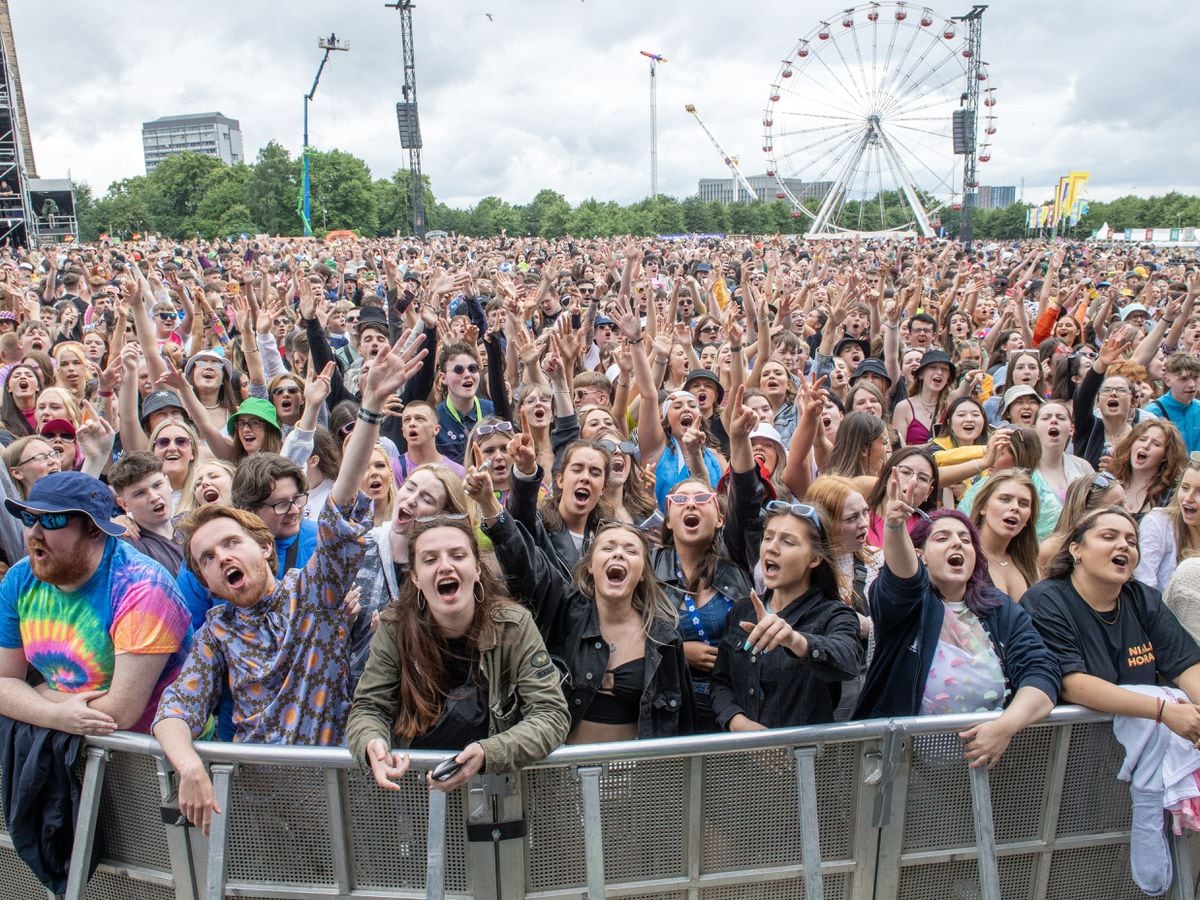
13, 1, 1200, 212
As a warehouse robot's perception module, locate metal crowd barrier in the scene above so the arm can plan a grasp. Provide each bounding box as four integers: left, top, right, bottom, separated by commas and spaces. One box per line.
0, 706, 1194, 899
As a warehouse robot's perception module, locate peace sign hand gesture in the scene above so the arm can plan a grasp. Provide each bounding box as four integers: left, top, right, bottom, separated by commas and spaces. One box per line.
740, 590, 806, 657
884, 467, 917, 527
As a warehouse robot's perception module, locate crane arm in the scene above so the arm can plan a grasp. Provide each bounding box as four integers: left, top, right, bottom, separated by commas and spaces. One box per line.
685, 104, 760, 202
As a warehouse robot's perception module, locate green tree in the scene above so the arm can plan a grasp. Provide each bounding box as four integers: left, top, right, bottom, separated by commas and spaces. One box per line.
469, 196, 522, 236
376, 169, 436, 237
144, 152, 226, 236
91, 177, 155, 238
522, 189, 573, 238
192, 165, 255, 239
306, 148, 378, 235
246, 141, 299, 237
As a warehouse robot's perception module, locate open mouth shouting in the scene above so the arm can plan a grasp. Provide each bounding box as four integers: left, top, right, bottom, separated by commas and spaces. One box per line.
678, 411, 696, 430
1110, 552, 1131, 573
602, 560, 629, 592
945, 551, 967, 574
435, 575, 460, 601
201, 485, 221, 504
527, 404, 550, 425
761, 556, 782, 586
224, 564, 246, 592
1000, 513, 1022, 532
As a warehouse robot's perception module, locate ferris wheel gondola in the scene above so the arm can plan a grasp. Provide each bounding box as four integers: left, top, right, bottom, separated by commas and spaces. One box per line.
763, 1, 997, 237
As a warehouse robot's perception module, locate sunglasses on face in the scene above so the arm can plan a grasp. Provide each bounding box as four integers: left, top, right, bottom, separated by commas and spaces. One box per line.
273, 318, 291, 328
193, 357, 222, 370
155, 436, 192, 450
763, 500, 826, 537
598, 439, 637, 456
450, 363, 480, 376
157, 313, 177, 322
337, 421, 355, 439
579, 287, 595, 294
476, 421, 514, 438
666, 491, 716, 507
700, 324, 720, 334
18, 510, 75, 530
271, 386, 302, 397
259, 493, 309, 515
43, 432, 75, 443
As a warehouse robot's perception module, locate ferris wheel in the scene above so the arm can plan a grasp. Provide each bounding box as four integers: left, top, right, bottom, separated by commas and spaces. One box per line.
762, 1, 996, 237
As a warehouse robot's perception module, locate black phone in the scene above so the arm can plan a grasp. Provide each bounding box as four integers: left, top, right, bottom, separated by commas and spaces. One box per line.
431, 755, 463, 782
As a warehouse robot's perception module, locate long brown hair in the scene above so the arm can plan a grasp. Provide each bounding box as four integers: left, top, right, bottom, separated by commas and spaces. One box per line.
382, 517, 512, 741
659, 476, 727, 595
1110, 419, 1187, 511
540, 440, 614, 534
1166, 453, 1200, 564
967, 468, 1041, 591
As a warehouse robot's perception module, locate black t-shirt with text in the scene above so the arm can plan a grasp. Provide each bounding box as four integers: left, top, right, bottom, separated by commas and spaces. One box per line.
1023, 576, 1200, 685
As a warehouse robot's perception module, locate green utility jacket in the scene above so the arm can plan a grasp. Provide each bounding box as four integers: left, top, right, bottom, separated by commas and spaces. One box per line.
347, 602, 570, 773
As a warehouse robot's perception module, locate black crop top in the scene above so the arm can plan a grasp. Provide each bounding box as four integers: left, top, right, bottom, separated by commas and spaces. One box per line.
584, 657, 644, 725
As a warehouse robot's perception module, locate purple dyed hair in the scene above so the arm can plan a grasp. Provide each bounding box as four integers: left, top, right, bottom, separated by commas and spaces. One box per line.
909, 509, 1002, 616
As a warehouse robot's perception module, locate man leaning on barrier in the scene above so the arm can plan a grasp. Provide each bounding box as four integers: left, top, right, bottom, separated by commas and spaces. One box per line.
152, 332, 426, 834
0, 471, 192, 735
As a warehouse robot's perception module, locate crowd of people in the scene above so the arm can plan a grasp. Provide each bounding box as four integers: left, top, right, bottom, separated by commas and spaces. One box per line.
0, 232, 1199, 847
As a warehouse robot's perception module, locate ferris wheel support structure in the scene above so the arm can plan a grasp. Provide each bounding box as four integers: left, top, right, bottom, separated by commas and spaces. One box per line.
685, 104, 760, 203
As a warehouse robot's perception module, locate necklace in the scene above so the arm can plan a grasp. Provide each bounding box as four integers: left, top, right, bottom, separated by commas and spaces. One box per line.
1088, 598, 1121, 626
603, 617, 642, 654
984, 550, 1010, 568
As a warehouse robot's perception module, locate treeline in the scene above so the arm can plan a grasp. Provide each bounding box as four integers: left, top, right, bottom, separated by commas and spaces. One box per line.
74, 142, 1200, 242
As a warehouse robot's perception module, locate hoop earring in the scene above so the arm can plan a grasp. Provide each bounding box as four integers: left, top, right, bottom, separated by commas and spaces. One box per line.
473, 581, 484, 606
417, 591, 426, 611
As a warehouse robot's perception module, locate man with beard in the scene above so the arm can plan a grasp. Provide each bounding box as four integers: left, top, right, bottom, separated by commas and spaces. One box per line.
0, 471, 191, 734
151, 330, 426, 834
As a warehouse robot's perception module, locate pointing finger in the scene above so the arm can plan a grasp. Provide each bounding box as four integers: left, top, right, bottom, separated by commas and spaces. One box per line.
749, 589, 767, 621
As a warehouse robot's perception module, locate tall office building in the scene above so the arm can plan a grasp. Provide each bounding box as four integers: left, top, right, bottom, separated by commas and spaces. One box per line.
697, 174, 832, 205
977, 185, 1017, 209
142, 112, 244, 172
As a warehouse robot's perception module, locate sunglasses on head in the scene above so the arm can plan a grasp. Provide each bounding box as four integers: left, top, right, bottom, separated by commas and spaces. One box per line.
450, 363, 480, 376
666, 491, 716, 507
763, 500, 826, 537
412, 513, 469, 526
476, 421, 514, 438
337, 421, 355, 439
155, 435, 192, 450
18, 510, 75, 530
598, 438, 637, 456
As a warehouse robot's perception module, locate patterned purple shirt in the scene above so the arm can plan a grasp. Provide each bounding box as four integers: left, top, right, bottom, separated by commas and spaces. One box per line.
154, 493, 373, 745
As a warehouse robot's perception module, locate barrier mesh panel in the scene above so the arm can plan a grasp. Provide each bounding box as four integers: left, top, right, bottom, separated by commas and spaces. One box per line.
94, 750, 171, 872
225, 764, 334, 887
698, 872, 848, 899
0, 842, 52, 897
84, 870, 174, 900
346, 765, 468, 893
902, 732, 974, 851
702, 746, 798, 874
524, 758, 687, 891
896, 854, 1035, 900
987, 725, 1052, 844
1057, 721, 1132, 836
1045, 844, 1142, 899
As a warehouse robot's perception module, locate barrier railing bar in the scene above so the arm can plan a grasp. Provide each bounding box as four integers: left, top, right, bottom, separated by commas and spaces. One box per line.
156, 756, 201, 900
325, 768, 353, 895
524, 859, 863, 898
204, 763, 235, 900
425, 787, 448, 900
1030, 722, 1072, 899
83, 706, 1115, 772
851, 742, 881, 900
793, 747, 825, 900
64, 745, 108, 900
577, 766, 606, 900
968, 765, 1001, 900
871, 727, 912, 900
685, 755, 702, 900
1169, 825, 1195, 900
895, 830, 1134, 866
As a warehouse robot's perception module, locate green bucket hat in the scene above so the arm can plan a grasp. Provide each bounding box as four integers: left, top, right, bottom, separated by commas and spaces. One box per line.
226, 397, 282, 436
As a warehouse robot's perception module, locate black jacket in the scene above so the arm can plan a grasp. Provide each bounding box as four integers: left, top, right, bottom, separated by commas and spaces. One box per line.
0, 715, 102, 893
709, 586, 862, 729
507, 464, 584, 578
855, 563, 1061, 719
484, 511, 696, 738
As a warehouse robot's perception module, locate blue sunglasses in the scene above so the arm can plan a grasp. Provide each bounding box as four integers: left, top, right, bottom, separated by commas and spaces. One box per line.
18, 510, 75, 530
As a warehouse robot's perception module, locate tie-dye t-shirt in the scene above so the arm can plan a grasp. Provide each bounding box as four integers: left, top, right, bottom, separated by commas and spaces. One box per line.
0, 537, 192, 733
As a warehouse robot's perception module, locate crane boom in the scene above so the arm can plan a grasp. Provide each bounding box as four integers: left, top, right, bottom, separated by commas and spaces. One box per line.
685, 103, 759, 203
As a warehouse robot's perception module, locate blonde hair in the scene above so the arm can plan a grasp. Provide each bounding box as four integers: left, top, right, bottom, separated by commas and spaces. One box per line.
177, 459, 237, 515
